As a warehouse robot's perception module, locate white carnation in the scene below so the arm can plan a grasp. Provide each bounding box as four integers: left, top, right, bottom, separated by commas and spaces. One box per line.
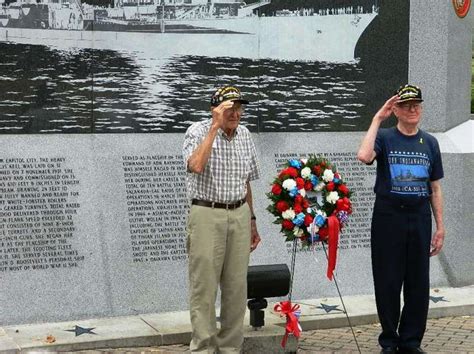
322, 169, 334, 182
293, 227, 304, 238
299, 189, 306, 197
326, 191, 339, 204
301, 167, 312, 179
282, 178, 297, 191
301, 158, 308, 165
282, 209, 296, 220
314, 182, 325, 192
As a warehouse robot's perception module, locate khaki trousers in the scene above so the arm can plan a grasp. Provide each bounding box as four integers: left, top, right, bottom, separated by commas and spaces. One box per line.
187, 203, 251, 353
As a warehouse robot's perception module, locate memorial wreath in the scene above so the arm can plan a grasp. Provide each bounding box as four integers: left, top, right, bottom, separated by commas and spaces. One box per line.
267, 155, 353, 280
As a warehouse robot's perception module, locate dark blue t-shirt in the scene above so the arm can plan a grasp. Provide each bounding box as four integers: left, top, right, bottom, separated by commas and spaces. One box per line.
373, 127, 443, 202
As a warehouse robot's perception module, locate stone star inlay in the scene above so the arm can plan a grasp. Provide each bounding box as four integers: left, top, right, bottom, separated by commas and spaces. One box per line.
430, 296, 449, 304
317, 303, 343, 313
65, 325, 97, 337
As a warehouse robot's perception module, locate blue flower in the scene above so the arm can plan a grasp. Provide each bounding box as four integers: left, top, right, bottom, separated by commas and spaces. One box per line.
292, 213, 305, 227
289, 187, 299, 198
333, 177, 341, 184
289, 159, 302, 169
310, 175, 319, 186
315, 214, 326, 227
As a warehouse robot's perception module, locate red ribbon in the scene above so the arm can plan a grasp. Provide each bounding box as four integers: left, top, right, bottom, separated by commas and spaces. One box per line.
274, 301, 301, 348
326, 214, 340, 280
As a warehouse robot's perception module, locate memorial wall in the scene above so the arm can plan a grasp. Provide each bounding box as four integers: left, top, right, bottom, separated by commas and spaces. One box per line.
122, 154, 188, 264
0, 0, 472, 325
0, 157, 82, 273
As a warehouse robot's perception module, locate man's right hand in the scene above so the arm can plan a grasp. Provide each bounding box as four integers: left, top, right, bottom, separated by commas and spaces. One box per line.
211, 100, 234, 131
374, 94, 399, 123
357, 95, 399, 164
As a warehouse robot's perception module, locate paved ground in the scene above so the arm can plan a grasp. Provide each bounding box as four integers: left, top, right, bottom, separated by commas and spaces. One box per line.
83, 315, 474, 353
3, 287, 471, 352
298, 316, 474, 353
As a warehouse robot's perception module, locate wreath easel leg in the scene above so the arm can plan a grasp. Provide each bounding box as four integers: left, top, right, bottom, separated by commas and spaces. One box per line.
320, 242, 362, 354
274, 239, 301, 352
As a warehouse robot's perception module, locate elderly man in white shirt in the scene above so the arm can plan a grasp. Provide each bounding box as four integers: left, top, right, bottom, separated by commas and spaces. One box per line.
183, 85, 261, 353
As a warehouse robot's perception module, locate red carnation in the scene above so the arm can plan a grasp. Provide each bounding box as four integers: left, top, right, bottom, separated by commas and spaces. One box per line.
344, 197, 353, 213
336, 199, 345, 211
286, 167, 298, 178
334, 172, 341, 180
302, 199, 309, 209
282, 220, 294, 230
294, 204, 303, 214
336, 197, 351, 212
295, 194, 303, 204
290, 168, 299, 178
318, 226, 329, 241
313, 165, 322, 176
295, 177, 305, 189
279, 167, 298, 179
320, 161, 326, 168
304, 214, 313, 226
338, 184, 349, 195
279, 168, 289, 178
276, 200, 290, 213
326, 181, 335, 191
304, 180, 313, 191
271, 184, 282, 195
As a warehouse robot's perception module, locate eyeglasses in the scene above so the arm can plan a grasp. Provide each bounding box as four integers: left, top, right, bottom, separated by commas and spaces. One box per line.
397, 102, 422, 111
227, 105, 244, 113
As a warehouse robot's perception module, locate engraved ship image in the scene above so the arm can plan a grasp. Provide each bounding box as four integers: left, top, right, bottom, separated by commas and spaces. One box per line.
0, 0, 379, 62
394, 169, 427, 182
0, 0, 268, 32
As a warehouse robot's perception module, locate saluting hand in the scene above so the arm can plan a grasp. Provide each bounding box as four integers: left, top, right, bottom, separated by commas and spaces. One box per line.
374, 95, 399, 123
211, 100, 234, 131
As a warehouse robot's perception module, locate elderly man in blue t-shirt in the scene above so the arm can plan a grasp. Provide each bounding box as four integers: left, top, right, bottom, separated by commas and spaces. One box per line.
357, 84, 445, 354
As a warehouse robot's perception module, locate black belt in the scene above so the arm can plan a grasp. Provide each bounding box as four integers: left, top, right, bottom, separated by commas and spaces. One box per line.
192, 199, 246, 210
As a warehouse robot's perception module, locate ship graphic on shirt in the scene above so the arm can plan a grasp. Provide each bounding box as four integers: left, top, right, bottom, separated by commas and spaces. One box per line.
388, 151, 430, 196
393, 169, 427, 182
